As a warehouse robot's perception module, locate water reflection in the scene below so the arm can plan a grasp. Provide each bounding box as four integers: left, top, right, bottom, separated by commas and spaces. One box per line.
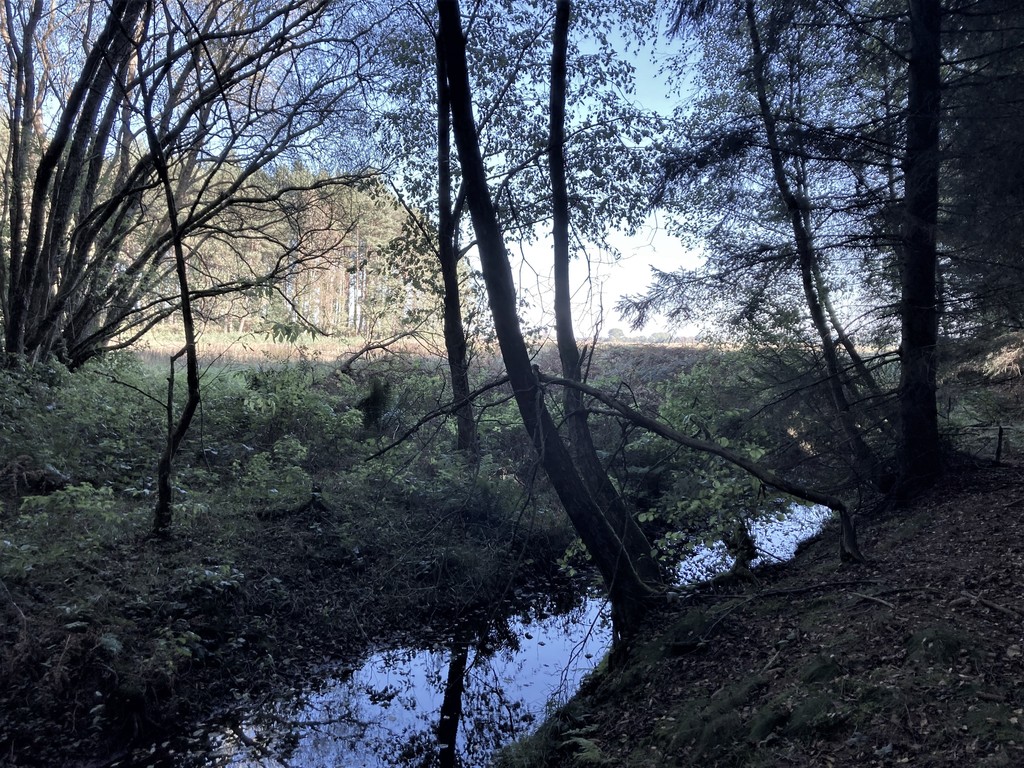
204, 504, 829, 767
678, 504, 831, 582
205, 599, 610, 767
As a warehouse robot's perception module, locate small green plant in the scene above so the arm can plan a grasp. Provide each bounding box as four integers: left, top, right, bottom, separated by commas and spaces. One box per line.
4, 484, 134, 578
234, 436, 313, 511
18, 483, 120, 541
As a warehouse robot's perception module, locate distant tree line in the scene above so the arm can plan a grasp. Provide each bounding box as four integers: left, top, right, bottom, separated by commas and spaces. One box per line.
0, 0, 430, 369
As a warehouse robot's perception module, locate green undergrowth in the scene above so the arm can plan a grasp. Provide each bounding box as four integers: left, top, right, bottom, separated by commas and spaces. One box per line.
3, 339, 1022, 766
0, 353, 575, 765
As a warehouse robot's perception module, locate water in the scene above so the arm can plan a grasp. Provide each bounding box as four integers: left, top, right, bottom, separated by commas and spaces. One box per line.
678, 504, 832, 582
201, 599, 609, 767
194, 505, 830, 767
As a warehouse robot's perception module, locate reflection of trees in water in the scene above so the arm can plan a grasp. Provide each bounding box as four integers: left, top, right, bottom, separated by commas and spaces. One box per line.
208, 593, 606, 767
202, 517, 822, 767
422, 640, 468, 768
403, 615, 537, 768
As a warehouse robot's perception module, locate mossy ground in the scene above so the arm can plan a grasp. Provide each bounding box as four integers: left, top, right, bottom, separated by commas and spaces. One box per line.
500, 464, 1024, 768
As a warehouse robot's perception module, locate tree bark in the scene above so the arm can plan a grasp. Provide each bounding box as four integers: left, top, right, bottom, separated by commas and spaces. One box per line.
743, 0, 877, 486
897, 0, 942, 497
144, 64, 201, 538
548, 0, 660, 586
435, 36, 477, 454
436, 0, 659, 638
5, 0, 147, 364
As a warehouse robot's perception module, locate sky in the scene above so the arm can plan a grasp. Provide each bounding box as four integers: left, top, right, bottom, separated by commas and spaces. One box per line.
518, 31, 706, 340
519, 217, 703, 339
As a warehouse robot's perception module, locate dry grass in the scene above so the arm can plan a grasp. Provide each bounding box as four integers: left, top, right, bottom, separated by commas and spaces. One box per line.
129, 328, 448, 370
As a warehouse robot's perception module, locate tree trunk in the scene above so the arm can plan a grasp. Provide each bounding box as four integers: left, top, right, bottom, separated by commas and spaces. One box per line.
811, 258, 886, 407
548, 0, 660, 586
897, 0, 942, 497
5, 0, 147, 365
435, 639, 469, 768
437, 0, 659, 638
435, 36, 477, 455
145, 69, 201, 537
743, 0, 877, 485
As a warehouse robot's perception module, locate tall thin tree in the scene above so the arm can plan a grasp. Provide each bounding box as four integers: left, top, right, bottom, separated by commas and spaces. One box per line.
436, 0, 661, 639
548, 0, 661, 584
897, 0, 942, 496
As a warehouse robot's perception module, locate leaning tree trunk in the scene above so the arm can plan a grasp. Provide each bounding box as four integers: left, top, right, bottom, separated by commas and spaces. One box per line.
743, 0, 877, 488
897, 0, 942, 498
548, 0, 660, 586
437, 0, 659, 638
5, 0, 148, 365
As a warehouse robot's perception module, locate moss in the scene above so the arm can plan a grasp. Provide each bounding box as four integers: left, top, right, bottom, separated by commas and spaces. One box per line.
962, 702, 1022, 743
695, 711, 744, 757
658, 676, 768, 758
799, 654, 844, 685
748, 705, 790, 742
662, 608, 719, 655
848, 680, 904, 719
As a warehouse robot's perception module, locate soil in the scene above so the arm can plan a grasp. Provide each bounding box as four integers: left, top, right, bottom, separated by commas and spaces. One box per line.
514, 462, 1024, 767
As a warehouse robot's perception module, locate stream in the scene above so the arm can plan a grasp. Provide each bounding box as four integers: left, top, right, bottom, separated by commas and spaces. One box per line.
143, 505, 829, 768
200, 597, 608, 768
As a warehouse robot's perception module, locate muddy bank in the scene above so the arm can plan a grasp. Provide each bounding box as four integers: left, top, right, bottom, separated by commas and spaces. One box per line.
0, 483, 577, 768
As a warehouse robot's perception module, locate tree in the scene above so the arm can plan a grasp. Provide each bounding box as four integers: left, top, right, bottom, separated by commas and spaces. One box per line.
937, 2, 1024, 334
738, 0, 881, 481
0, 0, 379, 368
436, 0, 661, 638
549, 0, 661, 589
896, 0, 942, 496
140, 57, 201, 536
640, 0, 995, 499
373, 0, 660, 453
633, 0, 897, 499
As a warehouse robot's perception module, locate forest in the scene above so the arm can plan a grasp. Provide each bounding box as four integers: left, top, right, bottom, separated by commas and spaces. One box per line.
1, 0, 1022, 765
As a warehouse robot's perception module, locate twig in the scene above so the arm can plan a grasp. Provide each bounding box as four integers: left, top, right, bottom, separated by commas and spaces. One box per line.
349, 603, 370, 643
0, 576, 27, 629
871, 586, 944, 598
89, 370, 165, 409
755, 545, 788, 564
760, 647, 783, 672
698, 580, 883, 642
961, 591, 1022, 620
228, 724, 261, 749
538, 373, 850, 514
367, 374, 510, 459
335, 327, 427, 375
852, 591, 895, 610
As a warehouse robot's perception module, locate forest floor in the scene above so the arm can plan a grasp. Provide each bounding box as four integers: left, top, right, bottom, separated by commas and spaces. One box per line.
505, 462, 1024, 767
